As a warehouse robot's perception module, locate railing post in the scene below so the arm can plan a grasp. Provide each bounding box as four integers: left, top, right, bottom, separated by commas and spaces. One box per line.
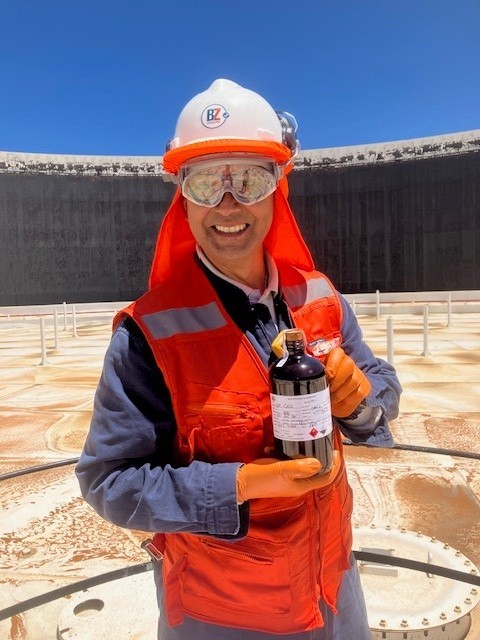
387, 317, 394, 365
39, 317, 48, 366
376, 289, 380, 320
53, 309, 61, 350
72, 304, 78, 338
63, 301, 68, 331
421, 305, 430, 356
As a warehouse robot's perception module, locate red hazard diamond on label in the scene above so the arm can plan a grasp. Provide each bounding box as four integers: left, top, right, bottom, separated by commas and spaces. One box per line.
309, 428, 318, 437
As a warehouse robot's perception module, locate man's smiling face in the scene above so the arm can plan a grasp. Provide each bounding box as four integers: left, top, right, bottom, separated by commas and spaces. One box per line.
185, 191, 274, 284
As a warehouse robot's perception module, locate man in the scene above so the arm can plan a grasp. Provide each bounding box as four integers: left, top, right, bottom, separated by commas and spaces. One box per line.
76, 78, 401, 639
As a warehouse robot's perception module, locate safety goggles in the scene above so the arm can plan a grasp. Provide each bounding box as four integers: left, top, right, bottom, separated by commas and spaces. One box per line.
179, 157, 279, 207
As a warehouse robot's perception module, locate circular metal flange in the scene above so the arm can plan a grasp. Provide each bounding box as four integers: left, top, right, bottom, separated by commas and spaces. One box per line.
354, 526, 480, 639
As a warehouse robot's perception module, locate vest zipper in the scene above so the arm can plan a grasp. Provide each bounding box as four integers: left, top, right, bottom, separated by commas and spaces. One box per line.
201, 539, 273, 564
311, 493, 324, 626
184, 402, 251, 417
252, 503, 304, 516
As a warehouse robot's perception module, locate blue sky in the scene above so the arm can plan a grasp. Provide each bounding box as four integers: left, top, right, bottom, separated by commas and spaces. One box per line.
1, 0, 478, 156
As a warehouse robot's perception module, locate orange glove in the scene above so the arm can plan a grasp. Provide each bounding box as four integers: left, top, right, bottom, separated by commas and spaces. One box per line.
324, 347, 371, 418
236, 451, 341, 502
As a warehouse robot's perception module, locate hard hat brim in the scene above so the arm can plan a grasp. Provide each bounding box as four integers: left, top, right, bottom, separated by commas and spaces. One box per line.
162, 139, 292, 175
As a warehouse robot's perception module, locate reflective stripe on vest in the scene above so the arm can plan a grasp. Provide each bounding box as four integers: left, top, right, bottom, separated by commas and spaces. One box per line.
283, 276, 334, 309
142, 301, 227, 339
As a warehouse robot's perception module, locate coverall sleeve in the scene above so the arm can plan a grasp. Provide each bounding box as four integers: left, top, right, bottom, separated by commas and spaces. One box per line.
335, 295, 402, 447
75, 319, 245, 536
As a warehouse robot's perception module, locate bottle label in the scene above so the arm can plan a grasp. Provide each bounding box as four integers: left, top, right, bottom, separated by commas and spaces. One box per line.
270, 389, 333, 442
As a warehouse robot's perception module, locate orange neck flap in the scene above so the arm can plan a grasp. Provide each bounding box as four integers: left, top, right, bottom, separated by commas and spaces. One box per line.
148, 183, 314, 289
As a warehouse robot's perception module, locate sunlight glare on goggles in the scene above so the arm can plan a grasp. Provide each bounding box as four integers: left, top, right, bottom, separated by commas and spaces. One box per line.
180, 158, 278, 207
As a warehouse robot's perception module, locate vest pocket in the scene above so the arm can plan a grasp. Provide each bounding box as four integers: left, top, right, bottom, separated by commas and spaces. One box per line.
162, 500, 324, 632
179, 399, 265, 463
182, 536, 292, 615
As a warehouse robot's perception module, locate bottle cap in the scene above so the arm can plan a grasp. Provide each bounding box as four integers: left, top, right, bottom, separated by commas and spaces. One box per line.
285, 329, 304, 342
271, 329, 305, 359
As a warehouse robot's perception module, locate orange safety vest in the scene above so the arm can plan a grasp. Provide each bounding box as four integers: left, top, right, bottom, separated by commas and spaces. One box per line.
116, 187, 354, 634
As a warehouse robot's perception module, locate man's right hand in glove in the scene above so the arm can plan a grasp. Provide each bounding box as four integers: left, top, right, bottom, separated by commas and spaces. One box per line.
236, 451, 341, 503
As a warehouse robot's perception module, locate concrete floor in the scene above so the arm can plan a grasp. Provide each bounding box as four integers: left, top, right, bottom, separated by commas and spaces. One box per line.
0, 307, 479, 639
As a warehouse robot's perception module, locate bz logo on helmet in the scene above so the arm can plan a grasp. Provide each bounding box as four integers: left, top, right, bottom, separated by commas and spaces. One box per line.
202, 104, 229, 129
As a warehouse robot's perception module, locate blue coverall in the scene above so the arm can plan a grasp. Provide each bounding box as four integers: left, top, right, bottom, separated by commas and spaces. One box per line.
76, 261, 402, 639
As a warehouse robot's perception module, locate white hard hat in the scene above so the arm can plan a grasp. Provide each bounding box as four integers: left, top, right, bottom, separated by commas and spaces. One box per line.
170, 79, 282, 147
162, 79, 298, 175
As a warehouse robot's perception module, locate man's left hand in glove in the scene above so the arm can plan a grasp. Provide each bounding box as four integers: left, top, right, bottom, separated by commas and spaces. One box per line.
324, 347, 371, 418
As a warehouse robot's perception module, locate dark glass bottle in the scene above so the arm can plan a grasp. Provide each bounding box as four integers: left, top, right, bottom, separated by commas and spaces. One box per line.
269, 329, 333, 474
